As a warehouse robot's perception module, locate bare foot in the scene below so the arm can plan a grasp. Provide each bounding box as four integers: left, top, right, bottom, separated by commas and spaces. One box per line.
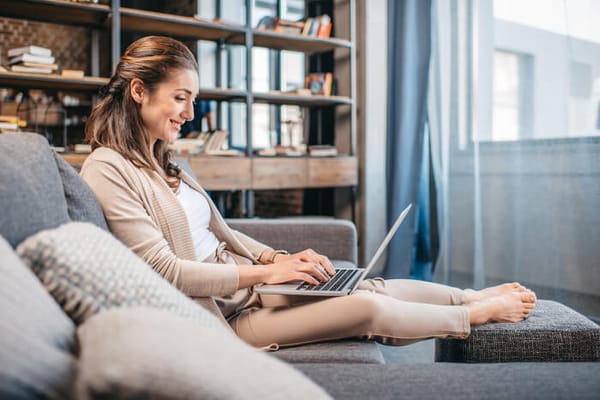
467, 291, 537, 326
464, 282, 534, 303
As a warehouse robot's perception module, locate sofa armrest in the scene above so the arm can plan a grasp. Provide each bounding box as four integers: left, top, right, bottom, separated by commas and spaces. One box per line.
226, 218, 357, 263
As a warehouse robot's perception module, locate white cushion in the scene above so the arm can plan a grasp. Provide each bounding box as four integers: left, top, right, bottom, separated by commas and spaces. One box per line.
75, 307, 332, 400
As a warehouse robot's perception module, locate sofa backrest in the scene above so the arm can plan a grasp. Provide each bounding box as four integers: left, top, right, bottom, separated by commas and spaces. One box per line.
0, 133, 107, 247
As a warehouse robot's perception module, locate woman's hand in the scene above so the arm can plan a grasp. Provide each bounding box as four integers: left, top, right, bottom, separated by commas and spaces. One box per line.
265, 249, 335, 285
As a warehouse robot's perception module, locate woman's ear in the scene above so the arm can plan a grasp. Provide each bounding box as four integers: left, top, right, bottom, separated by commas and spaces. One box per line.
130, 78, 145, 104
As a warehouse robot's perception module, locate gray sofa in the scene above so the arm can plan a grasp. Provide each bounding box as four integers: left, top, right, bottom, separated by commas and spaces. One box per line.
1, 132, 599, 399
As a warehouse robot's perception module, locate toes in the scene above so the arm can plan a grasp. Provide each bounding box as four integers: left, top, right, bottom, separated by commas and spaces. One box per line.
520, 291, 536, 303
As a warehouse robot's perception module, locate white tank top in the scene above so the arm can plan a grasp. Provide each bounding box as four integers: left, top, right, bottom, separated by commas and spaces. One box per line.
176, 181, 220, 262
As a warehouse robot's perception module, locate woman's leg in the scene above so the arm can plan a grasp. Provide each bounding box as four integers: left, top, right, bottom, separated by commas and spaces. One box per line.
232, 282, 537, 348
358, 278, 468, 305
358, 278, 533, 305
231, 291, 471, 348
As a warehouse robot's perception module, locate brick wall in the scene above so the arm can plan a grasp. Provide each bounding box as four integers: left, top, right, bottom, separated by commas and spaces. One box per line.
163, 0, 196, 15
0, 17, 90, 72
254, 189, 304, 218
213, 189, 304, 218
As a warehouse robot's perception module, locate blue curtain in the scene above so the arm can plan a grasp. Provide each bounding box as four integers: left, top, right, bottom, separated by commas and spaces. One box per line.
383, 0, 436, 279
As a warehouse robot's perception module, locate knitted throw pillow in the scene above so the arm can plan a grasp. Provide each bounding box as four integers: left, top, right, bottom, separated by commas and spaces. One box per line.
16, 222, 225, 331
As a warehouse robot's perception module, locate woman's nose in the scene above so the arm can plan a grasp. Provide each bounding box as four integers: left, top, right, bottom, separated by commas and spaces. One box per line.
182, 100, 194, 121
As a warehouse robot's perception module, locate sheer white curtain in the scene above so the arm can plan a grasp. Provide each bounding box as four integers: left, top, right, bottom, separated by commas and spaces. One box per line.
429, 0, 600, 318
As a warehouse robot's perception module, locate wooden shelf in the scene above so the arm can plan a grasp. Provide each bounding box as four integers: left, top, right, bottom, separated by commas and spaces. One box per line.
0, 0, 110, 26
0, 72, 108, 92
253, 92, 351, 107
61, 153, 357, 191
194, 89, 351, 107
198, 87, 247, 102
60, 152, 89, 166
120, 7, 245, 42
193, 156, 358, 190
118, 8, 350, 53
229, 30, 351, 54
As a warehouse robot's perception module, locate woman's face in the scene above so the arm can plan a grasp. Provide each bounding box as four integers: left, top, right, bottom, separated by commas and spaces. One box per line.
137, 68, 199, 144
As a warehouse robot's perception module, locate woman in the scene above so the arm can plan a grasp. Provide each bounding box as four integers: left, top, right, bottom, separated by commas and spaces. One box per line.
81, 36, 536, 348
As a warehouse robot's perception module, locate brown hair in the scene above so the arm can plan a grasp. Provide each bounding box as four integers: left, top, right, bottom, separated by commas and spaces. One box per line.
85, 36, 198, 187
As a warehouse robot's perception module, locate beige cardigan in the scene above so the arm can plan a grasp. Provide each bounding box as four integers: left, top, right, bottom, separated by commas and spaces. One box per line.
80, 147, 279, 319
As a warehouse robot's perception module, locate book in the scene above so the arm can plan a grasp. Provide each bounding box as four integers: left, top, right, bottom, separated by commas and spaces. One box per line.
10, 64, 55, 74
61, 69, 85, 78
302, 18, 314, 36
7, 45, 52, 58
304, 72, 333, 96
8, 53, 56, 65
73, 144, 92, 153
308, 145, 338, 157
0, 115, 27, 127
204, 149, 242, 156
256, 145, 306, 157
275, 145, 305, 156
307, 18, 320, 36
22, 61, 59, 70
275, 18, 304, 35
256, 16, 304, 35
204, 130, 229, 152
316, 15, 332, 38
283, 88, 312, 96
0, 121, 19, 131
169, 130, 230, 155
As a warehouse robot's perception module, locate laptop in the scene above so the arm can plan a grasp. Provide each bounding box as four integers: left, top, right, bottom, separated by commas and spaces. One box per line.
255, 203, 413, 297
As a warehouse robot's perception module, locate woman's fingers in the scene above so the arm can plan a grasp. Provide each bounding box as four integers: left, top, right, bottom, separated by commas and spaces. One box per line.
299, 249, 335, 276
308, 263, 331, 282
299, 272, 320, 286
318, 255, 335, 276
291, 260, 330, 283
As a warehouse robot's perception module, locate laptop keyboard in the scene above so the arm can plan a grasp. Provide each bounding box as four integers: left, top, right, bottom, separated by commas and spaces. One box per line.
296, 269, 359, 292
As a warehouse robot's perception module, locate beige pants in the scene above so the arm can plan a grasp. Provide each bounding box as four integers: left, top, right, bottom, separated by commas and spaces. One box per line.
211, 245, 471, 348
232, 278, 470, 348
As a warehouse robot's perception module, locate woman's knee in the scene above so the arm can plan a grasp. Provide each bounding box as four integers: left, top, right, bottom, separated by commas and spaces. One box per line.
346, 292, 388, 327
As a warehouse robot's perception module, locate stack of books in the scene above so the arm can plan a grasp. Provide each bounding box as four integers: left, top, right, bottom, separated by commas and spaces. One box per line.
169, 130, 234, 155
255, 14, 332, 38
301, 14, 332, 38
308, 145, 338, 157
7, 45, 57, 75
0, 115, 27, 133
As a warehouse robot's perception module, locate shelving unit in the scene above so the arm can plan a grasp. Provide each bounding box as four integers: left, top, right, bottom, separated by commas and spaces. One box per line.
0, 0, 111, 26
0, 0, 357, 218
0, 71, 108, 91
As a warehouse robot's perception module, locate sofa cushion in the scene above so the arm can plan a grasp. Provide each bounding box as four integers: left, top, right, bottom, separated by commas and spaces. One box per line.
435, 299, 600, 362
0, 236, 76, 399
75, 307, 332, 400
227, 218, 358, 263
16, 222, 224, 330
295, 362, 600, 400
52, 152, 108, 230
0, 133, 70, 247
274, 339, 385, 364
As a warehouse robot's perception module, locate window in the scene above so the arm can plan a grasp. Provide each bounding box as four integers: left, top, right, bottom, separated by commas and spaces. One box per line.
492, 50, 533, 141
249, 0, 306, 150
476, 0, 600, 141
196, 0, 306, 150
